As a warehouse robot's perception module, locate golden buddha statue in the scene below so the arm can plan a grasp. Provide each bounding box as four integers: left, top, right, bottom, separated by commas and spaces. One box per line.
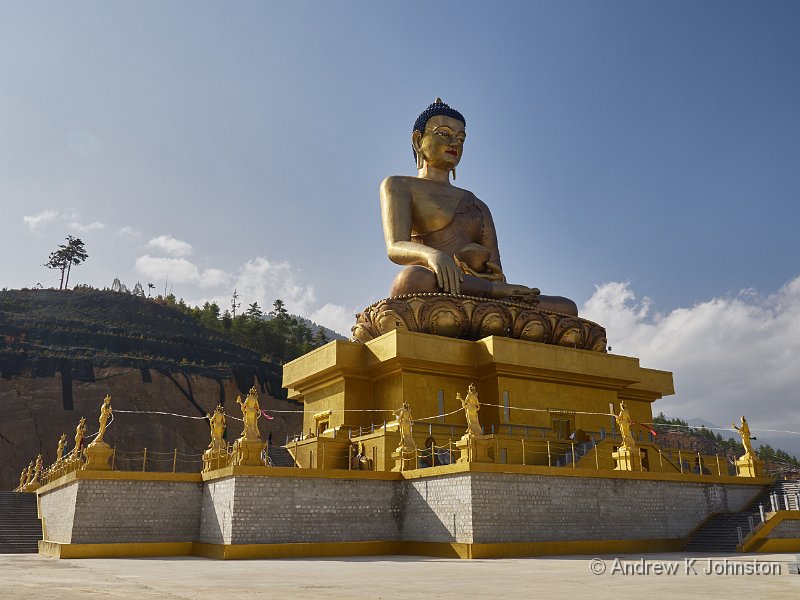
380, 98, 578, 316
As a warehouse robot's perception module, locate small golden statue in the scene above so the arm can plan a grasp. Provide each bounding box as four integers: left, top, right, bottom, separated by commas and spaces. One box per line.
230, 386, 266, 467
84, 397, 114, 471
455, 383, 492, 463
459, 383, 483, 438
95, 394, 113, 444
18, 467, 28, 490
733, 415, 763, 477
207, 405, 227, 449
56, 433, 67, 463
391, 401, 417, 472
611, 401, 638, 471
733, 416, 756, 457
237, 387, 262, 442
202, 404, 229, 472
73, 417, 87, 456
395, 401, 415, 452
616, 401, 636, 449
33, 454, 43, 480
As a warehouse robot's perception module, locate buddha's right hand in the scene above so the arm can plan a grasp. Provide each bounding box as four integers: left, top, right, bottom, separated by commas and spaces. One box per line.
426, 250, 463, 295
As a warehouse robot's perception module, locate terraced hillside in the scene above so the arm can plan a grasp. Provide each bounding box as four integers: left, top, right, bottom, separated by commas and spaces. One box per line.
0, 289, 301, 489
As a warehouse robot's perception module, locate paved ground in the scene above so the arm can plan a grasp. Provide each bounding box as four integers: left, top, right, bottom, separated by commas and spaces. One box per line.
0, 552, 798, 599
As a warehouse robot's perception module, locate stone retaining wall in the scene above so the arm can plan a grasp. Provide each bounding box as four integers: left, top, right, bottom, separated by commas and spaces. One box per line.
42, 478, 202, 544
470, 473, 758, 543
766, 518, 800, 539
37, 469, 768, 555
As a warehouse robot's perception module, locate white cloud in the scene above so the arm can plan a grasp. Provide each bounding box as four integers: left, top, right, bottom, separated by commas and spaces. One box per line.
146, 235, 193, 257
134, 255, 231, 290
23, 209, 58, 231
231, 257, 316, 316
581, 277, 800, 455
310, 303, 357, 337
68, 221, 105, 233
117, 226, 142, 237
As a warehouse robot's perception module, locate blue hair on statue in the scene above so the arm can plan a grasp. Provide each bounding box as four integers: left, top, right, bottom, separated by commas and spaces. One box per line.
412, 98, 465, 162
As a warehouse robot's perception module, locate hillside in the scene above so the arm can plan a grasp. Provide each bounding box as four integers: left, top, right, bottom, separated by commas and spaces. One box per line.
653, 414, 800, 479
0, 289, 303, 489
0, 288, 281, 383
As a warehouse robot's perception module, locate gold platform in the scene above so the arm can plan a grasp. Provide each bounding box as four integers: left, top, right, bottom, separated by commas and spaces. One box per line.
283, 330, 674, 471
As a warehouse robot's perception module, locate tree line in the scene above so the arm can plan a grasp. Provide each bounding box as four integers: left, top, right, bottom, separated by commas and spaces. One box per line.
156, 295, 329, 364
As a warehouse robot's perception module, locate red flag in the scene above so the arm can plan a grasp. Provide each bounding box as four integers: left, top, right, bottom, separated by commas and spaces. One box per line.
635, 422, 658, 437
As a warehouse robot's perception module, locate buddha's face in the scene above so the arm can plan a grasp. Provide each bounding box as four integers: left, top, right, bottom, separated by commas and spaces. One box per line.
414, 115, 466, 171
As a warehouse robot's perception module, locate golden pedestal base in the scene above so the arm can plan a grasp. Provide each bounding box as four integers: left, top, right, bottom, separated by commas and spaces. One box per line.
456, 435, 493, 464
83, 441, 113, 471
202, 445, 230, 472
392, 448, 417, 472
612, 446, 635, 471
231, 437, 265, 467
736, 454, 764, 478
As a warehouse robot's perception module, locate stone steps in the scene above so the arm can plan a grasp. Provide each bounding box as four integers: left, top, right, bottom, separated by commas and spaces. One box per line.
0, 492, 42, 554
685, 480, 799, 553
268, 446, 296, 468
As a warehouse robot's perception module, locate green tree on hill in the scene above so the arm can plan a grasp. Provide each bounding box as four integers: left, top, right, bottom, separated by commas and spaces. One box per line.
45, 236, 88, 290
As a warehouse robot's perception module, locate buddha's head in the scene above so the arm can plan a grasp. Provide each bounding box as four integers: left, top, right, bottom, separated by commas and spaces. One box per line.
412, 98, 466, 173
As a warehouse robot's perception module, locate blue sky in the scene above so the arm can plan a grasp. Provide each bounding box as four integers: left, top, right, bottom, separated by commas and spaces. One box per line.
2, 2, 799, 453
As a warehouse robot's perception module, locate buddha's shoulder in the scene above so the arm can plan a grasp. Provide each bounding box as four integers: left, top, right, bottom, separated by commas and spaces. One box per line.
380, 175, 417, 192
380, 175, 472, 195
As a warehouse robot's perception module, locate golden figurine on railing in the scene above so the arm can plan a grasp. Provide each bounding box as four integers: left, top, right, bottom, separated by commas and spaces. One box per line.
455, 383, 492, 464
84, 395, 114, 471
732, 415, 763, 477
231, 386, 266, 467
203, 405, 229, 472
73, 417, 87, 456
612, 401, 637, 471
459, 383, 483, 439
238, 386, 261, 442
391, 401, 417, 472
95, 394, 113, 444
56, 433, 67, 463
616, 401, 636, 449
733, 416, 755, 457
395, 401, 415, 452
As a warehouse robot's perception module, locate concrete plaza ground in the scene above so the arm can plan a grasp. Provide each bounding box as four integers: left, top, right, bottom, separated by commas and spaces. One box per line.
0, 552, 798, 599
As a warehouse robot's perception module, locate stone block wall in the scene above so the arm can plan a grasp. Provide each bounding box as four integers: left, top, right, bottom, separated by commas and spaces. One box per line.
401, 474, 472, 543
200, 478, 235, 545
469, 473, 759, 543
767, 518, 800, 539
38, 470, 769, 554
41, 478, 202, 544
199, 475, 402, 545
38, 481, 78, 543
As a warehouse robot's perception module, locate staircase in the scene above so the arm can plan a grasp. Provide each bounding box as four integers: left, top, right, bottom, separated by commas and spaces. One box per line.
0, 492, 42, 554
268, 446, 296, 468
685, 480, 800, 553
555, 441, 596, 467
